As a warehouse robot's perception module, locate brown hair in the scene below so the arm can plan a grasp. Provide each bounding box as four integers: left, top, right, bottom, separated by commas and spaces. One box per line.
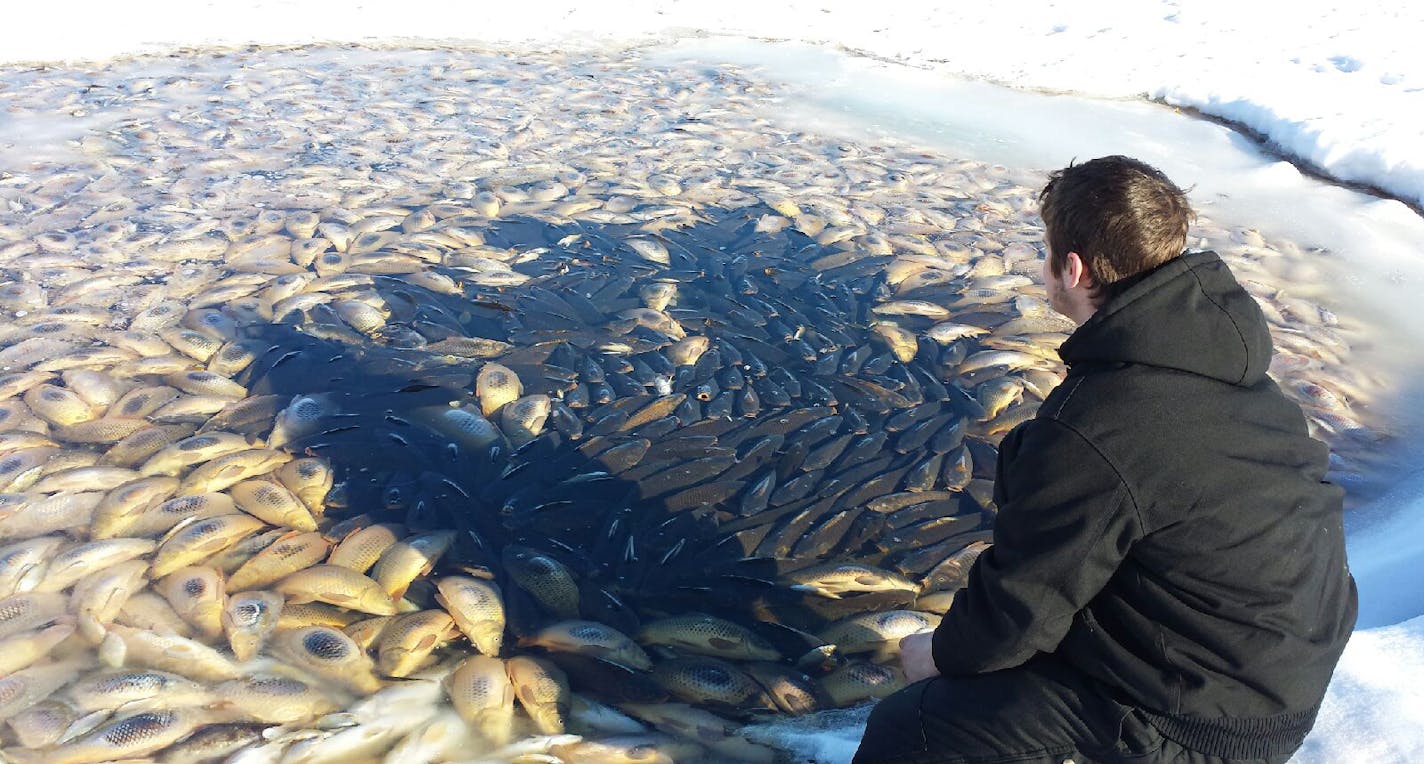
1038, 156, 1194, 294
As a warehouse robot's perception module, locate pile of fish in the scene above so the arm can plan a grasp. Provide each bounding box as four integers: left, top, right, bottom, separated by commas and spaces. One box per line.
0, 44, 1390, 763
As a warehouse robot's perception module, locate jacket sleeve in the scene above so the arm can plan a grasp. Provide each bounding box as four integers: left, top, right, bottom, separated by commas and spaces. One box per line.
932, 417, 1142, 675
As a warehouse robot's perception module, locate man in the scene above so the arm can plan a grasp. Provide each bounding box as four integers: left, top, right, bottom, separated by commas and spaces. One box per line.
854, 156, 1357, 764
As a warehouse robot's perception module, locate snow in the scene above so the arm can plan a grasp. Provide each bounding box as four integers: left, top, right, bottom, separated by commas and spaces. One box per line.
4, 2, 1423, 761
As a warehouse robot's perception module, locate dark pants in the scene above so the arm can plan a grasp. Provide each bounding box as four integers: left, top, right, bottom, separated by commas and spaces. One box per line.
853, 657, 1291, 764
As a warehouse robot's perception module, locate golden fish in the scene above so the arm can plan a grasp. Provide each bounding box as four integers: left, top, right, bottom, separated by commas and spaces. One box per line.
150, 513, 267, 578
445, 654, 516, 746
44, 707, 212, 764
376, 609, 459, 677
51, 416, 153, 445
100, 623, 243, 682
503, 545, 580, 619
821, 661, 907, 707
499, 393, 551, 448
157, 566, 227, 641
370, 530, 455, 600
636, 613, 780, 661
505, 654, 570, 735
66, 667, 214, 713
216, 673, 339, 724
0, 534, 67, 596
785, 562, 922, 599
177, 447, 292, 495
0, 618, 75, 674
23, 383, 97, 426
222, 590, 283, 661
475, 361, 523, 417
89, 475, 180, 539
818, 609, 942, 655
229, 478, 317, 531
71, 559, 149, 643
327, 522, 405, 574
95, 422, 196, 467
138, 431, 256, 477
34, 538, 155, 593
113, 490, 236, 541
115, 590, 193, 638
522, 620, 651, 670
272, 625, 382, 694
434, 575, 505, 656
0, 660, 86, 722
274, 457, 334, 515
276, 564, 397, 615
227, 530, 330, 591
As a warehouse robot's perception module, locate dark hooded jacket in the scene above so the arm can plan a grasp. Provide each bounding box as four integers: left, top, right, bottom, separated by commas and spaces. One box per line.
931, 250, 1357, 759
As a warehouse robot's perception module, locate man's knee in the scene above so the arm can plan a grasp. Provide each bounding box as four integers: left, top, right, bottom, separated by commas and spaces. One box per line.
853, 679, 935, 764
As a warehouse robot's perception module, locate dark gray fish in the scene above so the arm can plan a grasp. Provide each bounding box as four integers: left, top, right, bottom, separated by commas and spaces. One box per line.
637, 455, 737, 499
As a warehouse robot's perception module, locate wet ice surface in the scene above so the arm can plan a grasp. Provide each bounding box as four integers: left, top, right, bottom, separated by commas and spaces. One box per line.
0, 44, 1419, 762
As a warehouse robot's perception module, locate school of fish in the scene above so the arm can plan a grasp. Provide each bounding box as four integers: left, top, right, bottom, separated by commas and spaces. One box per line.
0, 44, 1392, 763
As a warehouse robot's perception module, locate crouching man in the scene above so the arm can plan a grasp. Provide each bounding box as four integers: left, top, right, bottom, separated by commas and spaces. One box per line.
854, 155, 1356, 764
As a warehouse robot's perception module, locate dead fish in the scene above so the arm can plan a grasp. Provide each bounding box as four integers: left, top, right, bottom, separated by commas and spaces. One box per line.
269, 394, 337, 449
150, 512, 267, 578
500, 393, 552, 447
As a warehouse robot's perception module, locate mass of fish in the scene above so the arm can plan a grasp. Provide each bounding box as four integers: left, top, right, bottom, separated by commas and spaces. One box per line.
0, 44, 1391, 763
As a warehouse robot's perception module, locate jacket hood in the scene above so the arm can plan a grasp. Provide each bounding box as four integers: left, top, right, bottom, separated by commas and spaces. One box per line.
1058, 250, 1273, 386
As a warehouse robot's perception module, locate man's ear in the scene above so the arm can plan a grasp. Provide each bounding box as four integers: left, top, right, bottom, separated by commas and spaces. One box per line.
1064, 251, 1093, 290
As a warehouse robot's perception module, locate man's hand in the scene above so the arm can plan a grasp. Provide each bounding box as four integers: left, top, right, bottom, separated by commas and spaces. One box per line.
899, 631, 939, 682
